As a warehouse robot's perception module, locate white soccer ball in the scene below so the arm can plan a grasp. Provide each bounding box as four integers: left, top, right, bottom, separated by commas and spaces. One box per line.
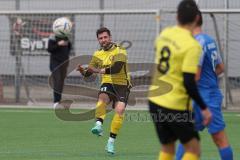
52, 17, 72, 37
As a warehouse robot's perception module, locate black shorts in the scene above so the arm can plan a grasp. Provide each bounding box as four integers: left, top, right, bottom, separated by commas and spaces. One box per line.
99, 83, 130, 105
148, 100, 200, 144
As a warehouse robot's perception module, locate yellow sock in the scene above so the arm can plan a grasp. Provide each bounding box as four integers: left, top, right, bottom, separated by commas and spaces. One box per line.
158, 151, 174, 160
110, 113, 124, 135
182, 152, 199, 160
95, 101, 107, 120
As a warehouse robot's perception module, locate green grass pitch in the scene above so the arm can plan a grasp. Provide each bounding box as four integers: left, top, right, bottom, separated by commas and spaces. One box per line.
0, 107, 239, 160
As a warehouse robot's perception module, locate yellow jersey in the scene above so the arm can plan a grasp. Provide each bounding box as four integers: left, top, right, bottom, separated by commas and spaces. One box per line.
89, 44, 131, 85
148, 26, 202, 111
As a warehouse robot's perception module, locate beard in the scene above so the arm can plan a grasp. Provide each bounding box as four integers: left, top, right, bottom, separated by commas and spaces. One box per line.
101, 42, 113, 51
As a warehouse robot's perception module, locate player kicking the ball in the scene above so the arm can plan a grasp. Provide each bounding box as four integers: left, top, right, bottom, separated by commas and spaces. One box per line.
77, 27, 131, 155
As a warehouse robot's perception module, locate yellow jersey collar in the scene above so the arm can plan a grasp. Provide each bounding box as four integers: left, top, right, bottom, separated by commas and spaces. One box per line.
175, 25, 192, 36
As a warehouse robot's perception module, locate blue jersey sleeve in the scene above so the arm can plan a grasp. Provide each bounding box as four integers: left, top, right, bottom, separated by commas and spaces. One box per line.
210, 41, 223, 71
195, 33, 222, 88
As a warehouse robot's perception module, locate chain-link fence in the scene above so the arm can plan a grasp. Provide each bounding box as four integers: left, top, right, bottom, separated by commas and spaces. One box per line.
0, 0, 239, 109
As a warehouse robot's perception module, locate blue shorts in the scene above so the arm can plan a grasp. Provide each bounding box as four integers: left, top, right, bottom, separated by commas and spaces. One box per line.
193, 88, 225, 134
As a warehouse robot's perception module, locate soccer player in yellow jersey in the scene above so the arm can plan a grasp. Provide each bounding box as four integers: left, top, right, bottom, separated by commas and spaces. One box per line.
77, 27, 131, 154
148, 0, 212, 160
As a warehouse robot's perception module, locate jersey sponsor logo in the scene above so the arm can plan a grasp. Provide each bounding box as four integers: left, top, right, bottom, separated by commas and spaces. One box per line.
211, 50, 218, 71
207, 42, 216, 50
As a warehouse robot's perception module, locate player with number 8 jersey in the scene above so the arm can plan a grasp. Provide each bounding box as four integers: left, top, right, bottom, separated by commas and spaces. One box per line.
149, 25, 202, 110
148, 0, 212, 160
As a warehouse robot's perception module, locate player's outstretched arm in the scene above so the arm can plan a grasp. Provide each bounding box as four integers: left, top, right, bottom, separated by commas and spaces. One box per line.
87, 66, 105, 74
87, 61, 125, 75
77, 60, 125, 76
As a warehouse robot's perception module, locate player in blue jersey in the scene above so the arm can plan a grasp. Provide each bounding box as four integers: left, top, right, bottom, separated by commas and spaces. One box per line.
175, 11, 233, 160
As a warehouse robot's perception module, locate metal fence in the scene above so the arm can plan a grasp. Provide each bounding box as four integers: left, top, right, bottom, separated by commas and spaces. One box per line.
0, 10, 159, 108
0, 0, 239, 109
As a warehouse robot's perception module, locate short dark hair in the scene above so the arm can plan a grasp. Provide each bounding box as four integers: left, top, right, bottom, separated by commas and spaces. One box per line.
96, 27, 111, 37
196, 10, 203, 26
177, 0, 200, 25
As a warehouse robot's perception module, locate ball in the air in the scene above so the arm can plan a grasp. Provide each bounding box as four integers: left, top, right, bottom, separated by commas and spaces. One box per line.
52, 17, 72, 37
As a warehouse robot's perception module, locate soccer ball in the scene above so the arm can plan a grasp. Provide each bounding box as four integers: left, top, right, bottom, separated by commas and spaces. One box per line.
52, 17, 72, 37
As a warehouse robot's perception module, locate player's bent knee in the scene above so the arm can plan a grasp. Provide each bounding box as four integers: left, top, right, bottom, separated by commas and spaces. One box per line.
115, 107, 125, 115
114, 102, 126, 115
